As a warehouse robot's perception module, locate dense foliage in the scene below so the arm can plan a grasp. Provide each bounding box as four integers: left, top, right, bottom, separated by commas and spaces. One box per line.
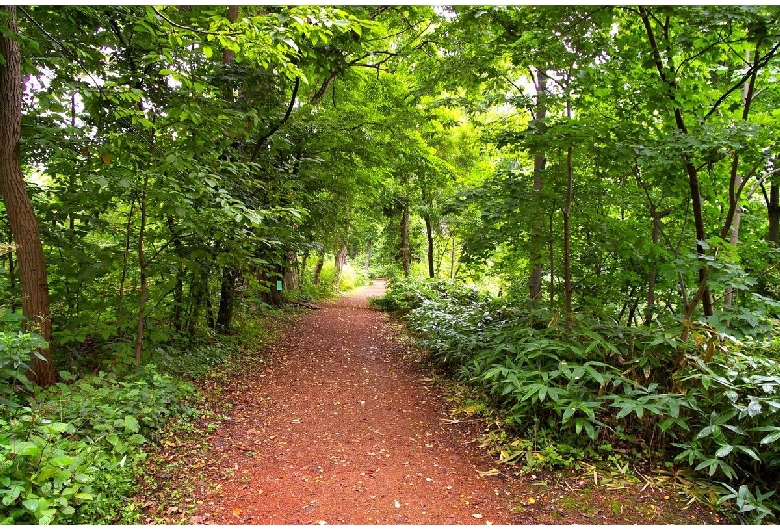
0, 326, 195, 523
2, 4, 780, 524
374, 278, 780, 523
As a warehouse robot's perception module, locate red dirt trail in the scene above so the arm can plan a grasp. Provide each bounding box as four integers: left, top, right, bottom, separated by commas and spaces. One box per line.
190, 280, 519, 524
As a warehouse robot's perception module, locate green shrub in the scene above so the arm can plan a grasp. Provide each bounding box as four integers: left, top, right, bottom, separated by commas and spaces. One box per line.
376, 277, 780, 523
0, 329, 195, 524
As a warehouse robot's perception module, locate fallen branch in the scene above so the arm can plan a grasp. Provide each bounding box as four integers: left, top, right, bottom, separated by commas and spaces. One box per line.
285, 301, 321, 310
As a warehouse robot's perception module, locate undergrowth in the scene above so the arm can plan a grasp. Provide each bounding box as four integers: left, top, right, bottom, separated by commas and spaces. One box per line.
0, 339, 196, 524
0, 292, 298, 524
373, 277, 780, 524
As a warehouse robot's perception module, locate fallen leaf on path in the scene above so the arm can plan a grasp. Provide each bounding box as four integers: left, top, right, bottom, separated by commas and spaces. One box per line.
478, 468, 500, 477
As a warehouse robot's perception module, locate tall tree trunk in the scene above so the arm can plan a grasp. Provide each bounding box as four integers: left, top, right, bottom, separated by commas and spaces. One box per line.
723, 186, 742, 309
284, 251, 299, 291
364, 241, 372, 277
222, 6, 239, 64
312, 247, 325, 286
723, 49, 757, 309
768, 176, 780, 244
334, 243, 348, 291
562, 86, 574, 325
563, 144, 573, 325
0, 7, 55, 386
424, 212, 435, 278
528, 66, 548, 304
400, 204, 411, 277
639, 9, 713, 326
548, 211, 555, 310
449, 237, 456, 279
216, 264, 237, 333
645, 209, 671, 326
116, 199, 135, 337
133, 173, 149, 365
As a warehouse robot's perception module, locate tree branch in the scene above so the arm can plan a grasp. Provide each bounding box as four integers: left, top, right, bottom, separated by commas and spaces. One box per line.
250, 76, 300, 162
703, 40, 780, 121
151, 6, 239, 37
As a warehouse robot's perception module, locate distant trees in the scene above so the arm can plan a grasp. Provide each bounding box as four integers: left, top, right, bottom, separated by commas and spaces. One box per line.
434, 5, 780, 337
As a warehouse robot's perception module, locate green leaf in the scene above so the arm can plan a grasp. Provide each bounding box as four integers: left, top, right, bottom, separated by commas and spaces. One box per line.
696, 425, 713, 439
736, 445, 761, 461
715, 444, 733, 458
22, 498, 38, 512
667, 399, 680, 418
759, 429, 780, 445
39, 422, 74, 434
50, 454, 77, 467
11, 441, 41, 457
1, 484, 23, 505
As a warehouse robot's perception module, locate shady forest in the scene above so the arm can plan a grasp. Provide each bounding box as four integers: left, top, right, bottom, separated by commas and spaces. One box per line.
2, 5, 780, 524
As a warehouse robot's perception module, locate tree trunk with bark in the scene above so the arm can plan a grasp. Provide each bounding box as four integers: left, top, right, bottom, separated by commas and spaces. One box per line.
0, 6, 55, 386
768, 177, 780, 244
312, 248, 325, 286
364, 241, 372, 277
213, 4, 244, 332
424, 212, 435, 278
562, 84, 574, 326
284, 251, 299, 291
563, 144, 573, 325
222, 6, 239, 64
645, 209, 670, 326
216, 265, 238, 332
639, 9, 714, 326
722, 50, 757, 310
334, 243, 348, 291
528, 67, 548, 305
133, 173, 149, 364
400, 204, 411, 277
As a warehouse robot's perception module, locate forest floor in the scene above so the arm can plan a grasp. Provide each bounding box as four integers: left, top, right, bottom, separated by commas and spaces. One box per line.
138, 280, 727, 524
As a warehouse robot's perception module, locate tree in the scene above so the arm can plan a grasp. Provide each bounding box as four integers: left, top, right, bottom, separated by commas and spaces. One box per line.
0, 6, 55, 386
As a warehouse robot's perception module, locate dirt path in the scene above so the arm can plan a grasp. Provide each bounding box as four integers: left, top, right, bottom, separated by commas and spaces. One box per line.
145, 281, 726, 525
189, 280, 519, 524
